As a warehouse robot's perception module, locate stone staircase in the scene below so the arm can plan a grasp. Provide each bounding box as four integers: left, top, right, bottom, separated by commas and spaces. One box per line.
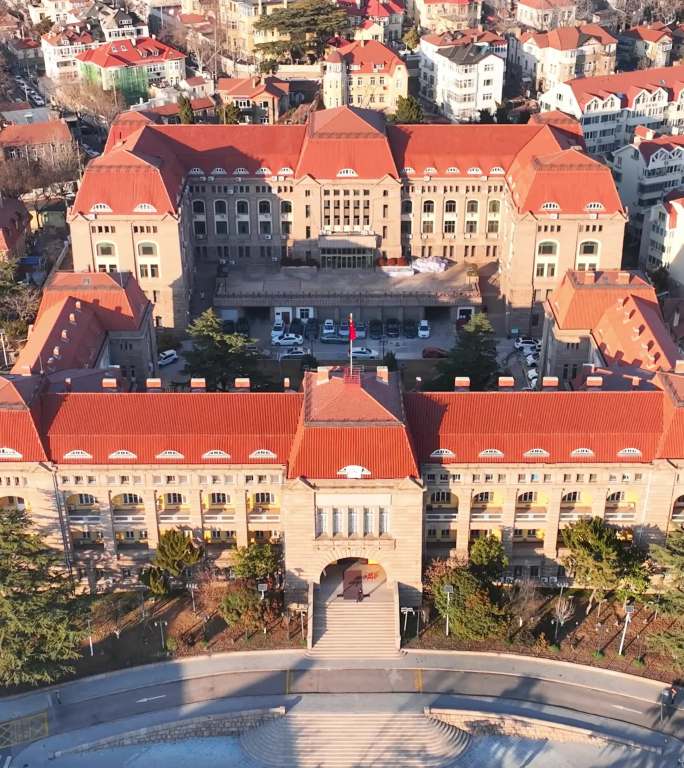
239, 712, 472, 768
309, 590, 398, 659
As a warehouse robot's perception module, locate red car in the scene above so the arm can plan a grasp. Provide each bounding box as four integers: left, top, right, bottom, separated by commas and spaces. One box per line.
422, 347, 449, 359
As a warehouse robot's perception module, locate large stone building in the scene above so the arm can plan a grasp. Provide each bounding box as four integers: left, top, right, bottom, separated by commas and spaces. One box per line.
69, 106, 625, 331
515, 0, 576, 31
5, 360, 684, 600
412, 0, 481, 34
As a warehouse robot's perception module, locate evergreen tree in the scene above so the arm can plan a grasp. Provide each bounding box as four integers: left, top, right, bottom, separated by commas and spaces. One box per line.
478, 108, 495, 124
184, 309, 268, 390
650, 529, 684, 616
177, 95, 195, 124
0, 509, 83, 686
402, 26, 420, 51
219, 579, 262, 630
218, 102, 243, 125
393, 95, 423, 124
648, 625, 684, 671
153, 528, 202, 578
254, 0, 349, 60
429, 313, 500, 391
259, 59, 279, 75
469, 534, 508, 583
232, 542, 280, 581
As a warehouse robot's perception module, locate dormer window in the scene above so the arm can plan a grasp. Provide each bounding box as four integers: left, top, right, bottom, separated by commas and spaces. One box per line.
446, 166, 459, 174
211, 167, 227, 175
479, 448, 504, 458
617, 447, 642, 458
90, 203, 112, 212
233, 167, 248, 175
401, 167, 415, 175
134, 203, 156, 212
585, 202, 604, 211
523, 448, 550, 458
189, 167, 204, 175
0, 447, 22, 459
249, 449, 277, 459
429, 448, 455, 459
279, 167, 294, 175
337, 465, 371, 479
109, 450, 137, 460
423, 166, 437, 175
467, 167, 482, 175
570, 447, 594, 458
63, 449, 93, 460
156, 450, 184, 460
490, 166, 505, 175
337, 168, 357, 177
255, 167, 272, 176
202, 449, 231, 459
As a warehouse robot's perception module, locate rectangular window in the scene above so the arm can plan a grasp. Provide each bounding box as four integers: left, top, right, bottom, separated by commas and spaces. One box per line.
363, 507, 372, 536
332, 508, 342, 535
348, 508, 357, 535
378, 507, 389, 536
315, 509, 326, 536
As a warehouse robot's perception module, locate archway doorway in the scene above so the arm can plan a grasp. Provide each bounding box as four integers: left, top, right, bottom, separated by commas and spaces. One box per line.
318, 557, 387, 604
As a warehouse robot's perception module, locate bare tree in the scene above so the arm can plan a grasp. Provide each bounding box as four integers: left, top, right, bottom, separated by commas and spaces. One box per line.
506, 579, 540, 639
553, 596, 574, 643
55, 82, 121, 127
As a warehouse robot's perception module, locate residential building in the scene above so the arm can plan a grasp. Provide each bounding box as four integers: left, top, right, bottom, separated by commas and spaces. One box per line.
639, 194, 684, 287
76, 37, 186, 104
538, 65, 684, 158
322, 40, 408, 112
11, 271, 158, 385
412, 0, 482, 34
69, 106, 625, 331
509, 24, 617, 95
515, 0, 576, 31
419, 40, 504, 121
671, 23, 684, 62
216, 76, 297, 124
0, 119, 73, 162
339, 0, 405, 44
610, 126, 684, 232
27, 0, 80, 25
218, 0, 288, 61
4, 38, 43, 75
0, 103, 53, 125
541, 269, 679, 385
5, 361, 684, 596
42, 23, 100, 81
98, 6, 149, 42
0, 198, 31, 261
617, 23, 672, 70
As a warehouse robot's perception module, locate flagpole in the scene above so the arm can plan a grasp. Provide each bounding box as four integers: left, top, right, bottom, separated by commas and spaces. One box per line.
349, 312, 353, 377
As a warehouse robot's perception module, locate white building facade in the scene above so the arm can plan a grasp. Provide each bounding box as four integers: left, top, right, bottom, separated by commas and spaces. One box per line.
639, 197, 684, 286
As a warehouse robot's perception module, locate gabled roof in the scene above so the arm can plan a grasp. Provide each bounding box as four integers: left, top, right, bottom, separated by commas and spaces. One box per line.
566, 65, 684, 110
325, 39, 404, 75
75, 36, 184, 69
518, 0, 574, 8
0, 119, 71, 148
621, 24, 672, 43
525, 24, 616, 51
0, 197, 29, 253
0, 376, 47, 462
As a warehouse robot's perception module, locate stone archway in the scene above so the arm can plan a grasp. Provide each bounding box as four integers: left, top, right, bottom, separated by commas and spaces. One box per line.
318, 557, 388, 604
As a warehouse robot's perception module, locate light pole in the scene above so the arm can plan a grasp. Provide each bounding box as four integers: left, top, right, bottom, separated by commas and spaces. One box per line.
188, 581, 197, 614
86, 617, 94, 657
154, 620, 168, 651
401, 606, 414, 635
0, 329, 8, 368
618, 604, 634, 656
443, 584, 454, 637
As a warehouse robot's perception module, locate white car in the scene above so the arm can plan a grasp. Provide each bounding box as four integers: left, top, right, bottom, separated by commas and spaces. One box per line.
271, 321, 285, 339
525, 353, 540, 366
527, 376, 538, 389
272, 333, 304, 347
418, 319, 431, 339
279, 346, 310, 360
527, 367, 539, 382
158, 349, 179, 367
351, 346, 379, 359
514, 336, 537, 350
322, 318, 336, 336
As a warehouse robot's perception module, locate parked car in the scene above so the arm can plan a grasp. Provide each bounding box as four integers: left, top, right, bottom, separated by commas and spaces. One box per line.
528, 375, 538, 389
355, 321, 367, 339
271, 321, 285, 339
418, 320, 431, 339
158, 350, 178, 367
338, 318, 350, 338
422, 347, 448, 359
304, 319, 320, 340
246, 344, 271, 358
290, 318, 304, 336
514, 336, 537, 350
369, 320, 383, 340
319, 333, 347, 344
279, 346, 311, 360
385, 318, 401, 338
236, 317, 250, 336
322, 318, 336, 336
527, 367, 539, 381
351, 346, 379, 359
525, 353, 540, 366
403, 319, 418, 338
272, 333, 304, 347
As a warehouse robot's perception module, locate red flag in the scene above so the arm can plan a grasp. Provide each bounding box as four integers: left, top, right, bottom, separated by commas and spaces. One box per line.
349, 314, 357, 342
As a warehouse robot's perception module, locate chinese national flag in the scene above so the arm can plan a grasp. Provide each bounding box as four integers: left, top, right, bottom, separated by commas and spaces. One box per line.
349, 314, 357, 342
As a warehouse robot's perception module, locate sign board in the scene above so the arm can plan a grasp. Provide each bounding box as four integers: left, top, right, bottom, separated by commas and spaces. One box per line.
257, 582, 268, 593
443, 585, 454, 594
625, 604, 635, 614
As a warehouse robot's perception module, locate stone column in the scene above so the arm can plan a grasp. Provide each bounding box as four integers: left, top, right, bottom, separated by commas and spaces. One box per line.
455, 492, 471, 559
234, 488, 249, 548
189, 488, 203, 539
143, 490, 160, 549
592, 486, 609, 520
543, 486, 563, 560
501, 486, 517, 558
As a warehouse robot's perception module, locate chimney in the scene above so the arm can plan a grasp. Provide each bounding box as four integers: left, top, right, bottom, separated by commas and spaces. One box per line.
631, 376, 641, 388
617, 270, 631, 284
675, 360, 684, 374
146, 377, 162, 391
542, 376, 559, 389
234, 377, 250, 390
632, 325, 643, 340
584, 270, 596, 284
19, 365, 31, 376
586, 375, 603, 388
376, 365, 389, 384
102, 377, 118, 391
52, 345, 60, 358
454, 376, 470, 391
283, 377, 291, 390
498, 376, 515, 389
190, 377, 206, 391
316, 366, 331, 385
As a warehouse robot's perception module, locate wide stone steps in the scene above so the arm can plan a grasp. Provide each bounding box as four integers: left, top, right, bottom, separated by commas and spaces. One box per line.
239, 712, 472, 767
309, 598, 398, 658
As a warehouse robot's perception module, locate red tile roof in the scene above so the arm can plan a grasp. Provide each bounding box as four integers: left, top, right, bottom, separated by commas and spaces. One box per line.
0, 119, 72, 148
75, 37, 184, 69
0, 197, 29, 253
525, 24, 616, 51
217, 76, 290, 100
567, 65, 684, 110
42, 25, 96, 46
0, 377, 47, 461
324, 39, 404, 75
518, 0, 574, 8
622, 24, 672, 43
148, 97, 215, 117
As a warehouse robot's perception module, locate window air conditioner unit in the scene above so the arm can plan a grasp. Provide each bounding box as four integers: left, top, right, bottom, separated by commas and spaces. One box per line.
264, 234, 272, 240
227, 188, 234, 194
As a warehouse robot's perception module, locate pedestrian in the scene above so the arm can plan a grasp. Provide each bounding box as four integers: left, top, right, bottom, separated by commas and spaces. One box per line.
357, 584, 363, 603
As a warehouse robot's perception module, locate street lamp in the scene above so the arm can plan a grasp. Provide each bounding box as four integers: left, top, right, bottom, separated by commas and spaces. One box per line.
86, 617, 94, 657
154, 620, 168, 651
188, 581, 198, 614
442, 584, 454, 637
618, 604, 635, 656
401, 606, 415, 635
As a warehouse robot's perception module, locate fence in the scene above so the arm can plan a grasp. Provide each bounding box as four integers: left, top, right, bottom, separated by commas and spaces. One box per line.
0, 710, 48, 748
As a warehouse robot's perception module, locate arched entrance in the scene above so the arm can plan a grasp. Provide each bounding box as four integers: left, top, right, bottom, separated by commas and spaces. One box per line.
318, 557, 387, 604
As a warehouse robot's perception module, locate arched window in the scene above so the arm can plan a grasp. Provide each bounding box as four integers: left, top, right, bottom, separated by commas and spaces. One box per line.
479, 448, 504, 458
523, 448, 549, 458
423, 166, 437, 175
336, 465, 371, 479
466, 200, 478, 214
90, 203, 112, 212
73, 493, 96, 506
518, 491, 538, 504
109, 450, 137, 460
279, 167, 293, 175
617, 447, 642, 458
446, 166, 459, 174
156, 450, 184, 459
431, 490, 451, 503
63, 449, 93, 460
254, 491, 275, 504
258, 200, 271, 216
488, 200, 501, 214
579, 241, 599, 256
165, 492, 186, 505
570, 447, 594, 458
402, 200, 412, 215
212, 167, 227, 175
120, 493, 143, 505
537, 241, 557, 256
192, 200, 205, 215
562, 491, 580, 503
96, 242, 115, 257
401, 167, 415, 175
606, 490, 625, 503
210, 492, 229, 505
445, 200, 457, 214
337, 168, 357, 177
473, 491, 493, 503
202, 449, 231, 459
255, 167, 271, 176
430, 448, 455, 459
423, 200, 434, 214
467, 167, 482, 175
490, 166, 505, 175
237, 200, 249, 216
541, 201, 560, 210
233, 167, 248, 176
249, 449, 277, 459
585, 202, 604, 211
280, 200, 292, 215
215, 200, 227, 216
134, 203, 156, 213
137, 242, 157, 257
0, 447, 21, 459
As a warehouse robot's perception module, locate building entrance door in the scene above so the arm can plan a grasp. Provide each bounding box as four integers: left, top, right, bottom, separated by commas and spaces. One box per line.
342, 568, 363, 600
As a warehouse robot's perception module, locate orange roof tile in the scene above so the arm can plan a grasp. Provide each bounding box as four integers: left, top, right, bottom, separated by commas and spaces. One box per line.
0, 119, 72, 148
567, 65, 684, 110
0, 376, 47, 461
325, 39, 404, 75
75, 37, 184, 69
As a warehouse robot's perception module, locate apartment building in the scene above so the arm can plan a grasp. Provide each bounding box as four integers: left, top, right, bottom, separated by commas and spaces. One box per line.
538, 65, 684, 158
323, 40, 408, 113
412, 0, 481, 34
510, 24, 617, 94
68, 106, 624, 330
5, 360, 684, 597
76, 37, 186, 104
41, 24, 99, 80
419, 39, 504, 121
219, 0, 287, 61
216, 76, 294, 124
541, 269, 679, 385
0, 119, 73, 162
515, 0, 576, 31
339, 0, 405, 45
610, 126, 684, 232
617, 23, 672, 70
639, 194, 684, 288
